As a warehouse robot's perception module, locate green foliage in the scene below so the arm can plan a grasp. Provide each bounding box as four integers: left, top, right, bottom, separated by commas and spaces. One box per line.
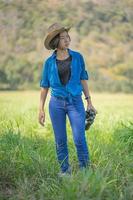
0, 0, 132, 92
0, 91, 133, 199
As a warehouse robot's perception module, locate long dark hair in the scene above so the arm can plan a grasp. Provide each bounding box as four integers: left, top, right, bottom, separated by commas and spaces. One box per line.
49, 34, 60, 50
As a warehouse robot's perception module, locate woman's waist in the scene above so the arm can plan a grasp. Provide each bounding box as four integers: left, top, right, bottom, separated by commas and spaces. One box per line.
50, 93, 82, 102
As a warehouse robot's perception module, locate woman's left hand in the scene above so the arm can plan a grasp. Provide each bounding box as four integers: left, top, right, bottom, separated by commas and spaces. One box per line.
87, 102, 98, 114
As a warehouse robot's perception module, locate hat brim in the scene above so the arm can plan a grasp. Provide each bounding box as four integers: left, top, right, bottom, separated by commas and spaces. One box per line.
44, 26, 71, 50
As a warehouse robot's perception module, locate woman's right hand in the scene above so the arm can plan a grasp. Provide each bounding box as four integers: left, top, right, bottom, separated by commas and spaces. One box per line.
38, 110, 45, 126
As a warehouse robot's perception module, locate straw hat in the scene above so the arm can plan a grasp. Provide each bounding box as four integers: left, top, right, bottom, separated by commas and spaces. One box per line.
44, 23, 71, 50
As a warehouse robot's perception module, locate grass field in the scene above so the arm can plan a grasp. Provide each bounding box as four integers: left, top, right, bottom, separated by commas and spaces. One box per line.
0, 91, 133, 200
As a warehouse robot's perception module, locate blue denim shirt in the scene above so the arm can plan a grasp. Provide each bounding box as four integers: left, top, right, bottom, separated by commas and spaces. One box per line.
40, 48, 89, 103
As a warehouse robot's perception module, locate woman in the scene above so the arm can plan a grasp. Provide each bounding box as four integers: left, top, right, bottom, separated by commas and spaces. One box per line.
39, 23, 97, 176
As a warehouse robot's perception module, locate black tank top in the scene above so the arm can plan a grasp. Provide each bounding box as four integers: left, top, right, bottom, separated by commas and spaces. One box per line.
56, 55, 72, 85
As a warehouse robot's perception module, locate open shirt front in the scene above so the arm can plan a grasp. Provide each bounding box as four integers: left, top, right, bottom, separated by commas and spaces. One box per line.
40, 48, 89, 102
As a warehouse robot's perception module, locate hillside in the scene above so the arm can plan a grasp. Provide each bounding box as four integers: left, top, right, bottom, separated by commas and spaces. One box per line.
0, 0, 132, 92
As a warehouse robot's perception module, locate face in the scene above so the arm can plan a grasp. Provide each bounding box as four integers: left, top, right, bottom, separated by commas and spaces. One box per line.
58, 31, 71, 50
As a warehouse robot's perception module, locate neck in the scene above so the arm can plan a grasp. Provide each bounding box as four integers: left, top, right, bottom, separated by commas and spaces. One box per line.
56, 48, 69, 56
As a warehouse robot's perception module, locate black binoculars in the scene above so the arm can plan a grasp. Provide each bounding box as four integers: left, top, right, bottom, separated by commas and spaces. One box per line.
85, 109, 97, 130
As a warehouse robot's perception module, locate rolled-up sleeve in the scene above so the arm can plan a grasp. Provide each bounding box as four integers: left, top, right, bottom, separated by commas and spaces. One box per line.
40, 59, 50, 88
80, 54, 89, 80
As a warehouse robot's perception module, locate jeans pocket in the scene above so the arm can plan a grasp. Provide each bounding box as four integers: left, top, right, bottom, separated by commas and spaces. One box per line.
50, 96, 64, 105
50, 96, 58, 102
73, 95, 83, 104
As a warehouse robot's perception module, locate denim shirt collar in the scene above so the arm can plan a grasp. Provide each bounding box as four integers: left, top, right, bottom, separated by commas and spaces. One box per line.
51, 48, 73, 59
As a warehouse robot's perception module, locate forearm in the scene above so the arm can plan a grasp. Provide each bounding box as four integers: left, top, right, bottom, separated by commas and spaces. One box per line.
39, 87, 49, 111
81, 80, 92, 105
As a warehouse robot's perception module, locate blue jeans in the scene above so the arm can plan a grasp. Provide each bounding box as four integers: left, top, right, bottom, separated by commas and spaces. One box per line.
49, 95, 90, 173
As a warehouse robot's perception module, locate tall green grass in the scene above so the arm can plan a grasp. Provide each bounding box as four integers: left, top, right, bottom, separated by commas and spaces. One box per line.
0, 91, 133, 200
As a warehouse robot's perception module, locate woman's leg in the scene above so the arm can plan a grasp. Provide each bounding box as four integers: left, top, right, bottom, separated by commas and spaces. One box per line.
67, 96, 90, 169
49, 96, 70, 173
